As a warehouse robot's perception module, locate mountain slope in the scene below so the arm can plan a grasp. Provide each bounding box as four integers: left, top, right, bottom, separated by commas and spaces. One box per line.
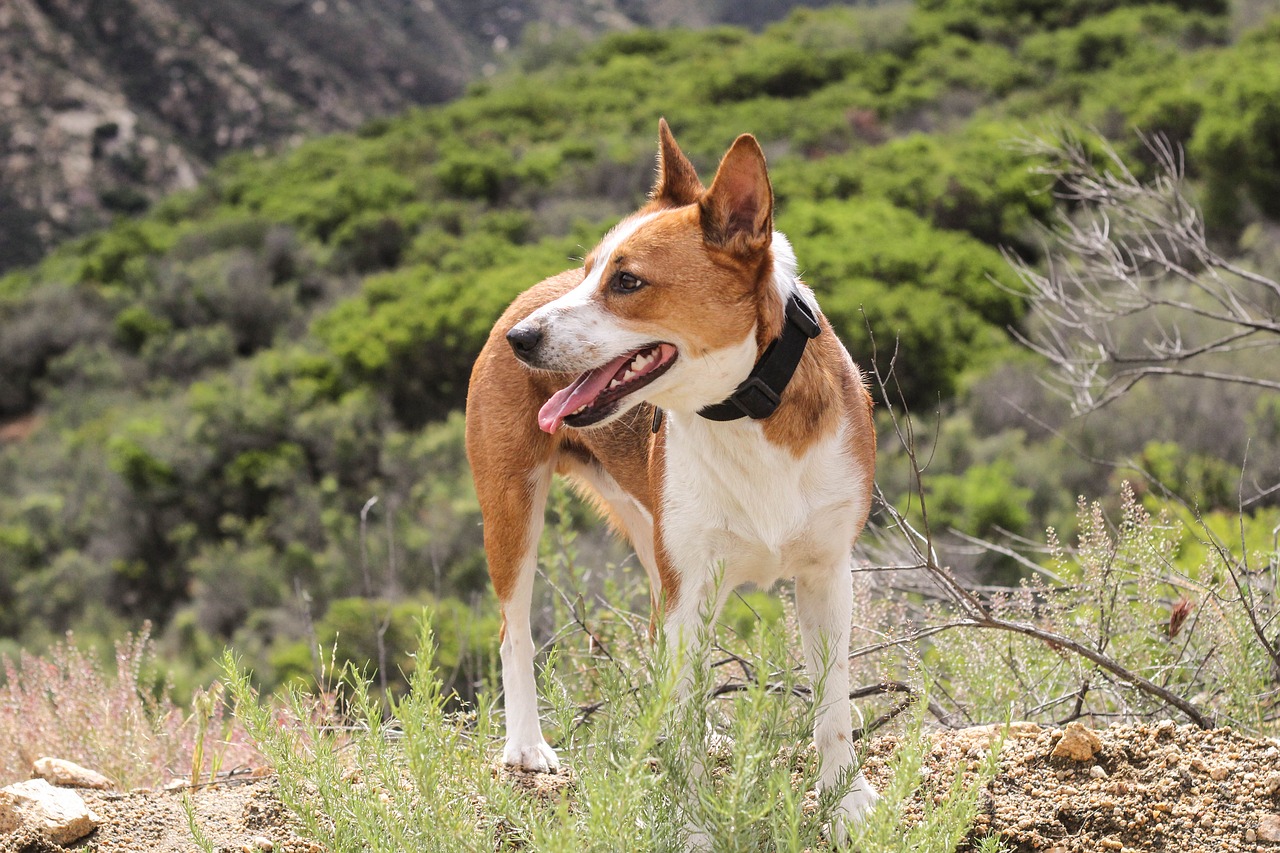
0, 0, 851, 271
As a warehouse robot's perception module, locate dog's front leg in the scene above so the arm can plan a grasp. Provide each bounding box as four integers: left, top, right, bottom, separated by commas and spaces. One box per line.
480, 466, 560, 772
660, 568, 731, 852
796, 564, 878, 841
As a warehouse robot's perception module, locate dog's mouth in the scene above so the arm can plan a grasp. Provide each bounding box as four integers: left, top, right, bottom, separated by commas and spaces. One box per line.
537, 343, 678, 433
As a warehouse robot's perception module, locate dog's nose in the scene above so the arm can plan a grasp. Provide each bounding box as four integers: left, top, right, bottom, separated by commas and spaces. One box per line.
506, 325, 543, 362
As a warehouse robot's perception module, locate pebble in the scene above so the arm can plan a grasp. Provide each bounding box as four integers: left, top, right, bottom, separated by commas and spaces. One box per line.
31, 757, 114, 790
1052, 721, 1103, 762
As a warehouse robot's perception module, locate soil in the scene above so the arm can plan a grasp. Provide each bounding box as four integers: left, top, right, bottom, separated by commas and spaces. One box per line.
3, 721, 1279, 852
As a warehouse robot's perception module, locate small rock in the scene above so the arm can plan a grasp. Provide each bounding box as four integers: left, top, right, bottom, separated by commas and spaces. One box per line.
32, 757, 114, 790
1090, 764, 1108, 779
0, 778, 100, 844
1052, 721, 1103, 762
1007, 721, 1045, 738
1260, 814, 1280, 842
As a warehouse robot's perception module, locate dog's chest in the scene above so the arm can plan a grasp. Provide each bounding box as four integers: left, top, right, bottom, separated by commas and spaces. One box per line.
659, 417, 861, 585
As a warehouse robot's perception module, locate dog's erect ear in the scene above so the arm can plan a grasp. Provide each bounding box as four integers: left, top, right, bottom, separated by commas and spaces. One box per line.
649, 118, 703, 207
700, 134, 773, 254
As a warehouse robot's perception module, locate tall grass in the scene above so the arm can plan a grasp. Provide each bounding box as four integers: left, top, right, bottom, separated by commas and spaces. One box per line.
0, 624, 260, 788
225, 613, 999, 852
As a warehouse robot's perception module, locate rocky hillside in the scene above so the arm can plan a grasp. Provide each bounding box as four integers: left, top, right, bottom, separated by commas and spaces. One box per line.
0, 0, 844, 272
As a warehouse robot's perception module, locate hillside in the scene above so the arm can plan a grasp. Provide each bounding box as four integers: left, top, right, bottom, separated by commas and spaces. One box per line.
1, 0, 1278, 715
0, 0, 845, 272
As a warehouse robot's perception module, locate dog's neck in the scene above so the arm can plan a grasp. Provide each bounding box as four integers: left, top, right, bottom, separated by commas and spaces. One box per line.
651, 232, 824, 432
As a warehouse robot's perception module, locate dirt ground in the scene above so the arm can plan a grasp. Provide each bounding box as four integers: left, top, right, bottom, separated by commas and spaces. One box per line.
3, 721, 1279, 852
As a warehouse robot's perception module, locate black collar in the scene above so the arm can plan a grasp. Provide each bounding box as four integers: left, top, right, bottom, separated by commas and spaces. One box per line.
696, 292, 821, 422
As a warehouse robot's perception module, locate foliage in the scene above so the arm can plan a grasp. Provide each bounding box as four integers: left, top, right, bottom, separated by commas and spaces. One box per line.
228, 600, 997, 852
2, 0, 1280, 715
0, 626, 259, 788
899, 485, 1280, 732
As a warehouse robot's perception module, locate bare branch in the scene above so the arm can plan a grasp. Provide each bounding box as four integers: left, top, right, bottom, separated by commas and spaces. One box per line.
862, 334, 1217, 728
1008, 130, 1280, 414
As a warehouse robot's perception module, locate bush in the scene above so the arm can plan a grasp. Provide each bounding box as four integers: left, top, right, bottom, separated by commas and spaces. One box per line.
0, 285, 111, 417
315, 236, 580, 427
0, 627, 259, 788
706, 40, 852, 103
228, 614, 996, 852
1191, 32, 1280, 224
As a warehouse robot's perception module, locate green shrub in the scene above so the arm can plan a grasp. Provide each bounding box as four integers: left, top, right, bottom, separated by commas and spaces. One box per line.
706, 40, 852, 103
114, 305, 172, 353
1136, 440, 1241, 512
1191, 30, 1280, 224
228, 612, 996, 852
76, 220, 176, 287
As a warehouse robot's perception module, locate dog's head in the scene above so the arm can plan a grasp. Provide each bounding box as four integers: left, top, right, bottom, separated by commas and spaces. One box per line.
509, 120, 793, 434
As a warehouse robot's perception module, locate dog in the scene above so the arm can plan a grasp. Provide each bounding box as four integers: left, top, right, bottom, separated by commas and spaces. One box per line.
465, 119, 879, 834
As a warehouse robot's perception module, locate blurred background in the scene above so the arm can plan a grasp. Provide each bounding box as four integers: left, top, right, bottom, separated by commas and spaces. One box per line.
1, 0, 1278, 709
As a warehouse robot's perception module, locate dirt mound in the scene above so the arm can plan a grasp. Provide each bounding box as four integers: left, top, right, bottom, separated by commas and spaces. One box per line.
3, 722, 1277, 852
861, 720, 1280, 853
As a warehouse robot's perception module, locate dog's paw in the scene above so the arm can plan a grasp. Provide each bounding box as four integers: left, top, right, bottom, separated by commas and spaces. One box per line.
502, 739, 561, 773
827, 775, 880, 846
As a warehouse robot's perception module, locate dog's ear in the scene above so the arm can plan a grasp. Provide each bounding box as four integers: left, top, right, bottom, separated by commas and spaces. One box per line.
650, 118, 703, 207
700, 134, 772, 255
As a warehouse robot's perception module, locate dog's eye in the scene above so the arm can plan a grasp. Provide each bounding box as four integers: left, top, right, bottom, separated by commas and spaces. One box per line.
612, 271, 645, 294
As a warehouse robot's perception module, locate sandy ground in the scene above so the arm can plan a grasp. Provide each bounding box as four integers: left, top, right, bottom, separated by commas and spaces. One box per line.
3, 721, 1279, 852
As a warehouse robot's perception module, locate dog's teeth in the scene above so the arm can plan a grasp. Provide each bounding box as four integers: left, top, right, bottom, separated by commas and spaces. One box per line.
623, 369, 636, 381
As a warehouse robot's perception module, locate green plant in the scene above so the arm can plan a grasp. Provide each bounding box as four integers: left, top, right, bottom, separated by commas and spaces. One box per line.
228, 605, 997, 852
0, 625, 260, 788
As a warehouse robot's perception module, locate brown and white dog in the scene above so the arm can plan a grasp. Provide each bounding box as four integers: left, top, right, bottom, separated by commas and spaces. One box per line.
465, 120, 878, 832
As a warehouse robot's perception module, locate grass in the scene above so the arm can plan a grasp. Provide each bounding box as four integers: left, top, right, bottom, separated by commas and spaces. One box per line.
0, 624, 260, 788
218, 475, 1280, 851
223, 610, 1001, 852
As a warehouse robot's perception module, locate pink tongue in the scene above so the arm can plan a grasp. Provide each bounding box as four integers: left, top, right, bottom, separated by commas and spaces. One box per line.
537, 350, 636, 434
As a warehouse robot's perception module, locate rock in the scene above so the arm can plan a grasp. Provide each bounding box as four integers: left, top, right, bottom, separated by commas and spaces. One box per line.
1090, 764, 1108, 779
1052, 721, 1103, 762
1259, 814, 1280, 842
0, 778, 100, 844
32, 757, 114, 790
939, 721, 1044, 755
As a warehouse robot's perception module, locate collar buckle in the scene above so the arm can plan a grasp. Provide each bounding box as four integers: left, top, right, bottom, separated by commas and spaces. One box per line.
726, 376, 782, 419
